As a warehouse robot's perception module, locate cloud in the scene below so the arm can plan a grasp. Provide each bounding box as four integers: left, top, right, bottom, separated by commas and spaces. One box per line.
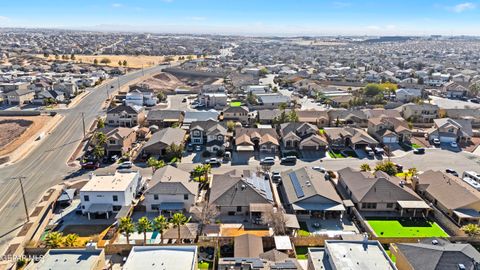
111, 3, 124, 8
187, 16, 206, 21
332, 1, 351, 8
451, 2, 476, 12
366, 25, 381, 30
0, 16, 9, 21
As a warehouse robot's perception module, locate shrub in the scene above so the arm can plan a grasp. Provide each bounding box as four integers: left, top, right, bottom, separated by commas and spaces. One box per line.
202, 151, 211, 158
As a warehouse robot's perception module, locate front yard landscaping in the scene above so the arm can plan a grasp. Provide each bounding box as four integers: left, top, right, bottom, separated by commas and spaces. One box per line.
328, 150, 345, 158
367, 218, 449, 238
230, 101, 242, 107
198, 261, 213, 269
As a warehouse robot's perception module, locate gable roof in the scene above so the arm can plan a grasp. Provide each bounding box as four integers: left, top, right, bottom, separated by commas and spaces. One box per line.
107, 105, 143, 114
146, 165, 198, 196
143, 128, 186, 148
279, 122, 318, 137
234, 234, 263, 258
223, 106, 249, 114
433, 118, 473, 137
190, 119, 227, 135
147, 110, 183, 121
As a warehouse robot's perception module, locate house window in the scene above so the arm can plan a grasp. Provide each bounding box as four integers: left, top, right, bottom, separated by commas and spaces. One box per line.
386, 203, 394, 208
193, 130, 200, 136
113, 195, 118, 202
362, 203, 377, 209
113, 205, 122, 211
84, 195, 90, 202
151, 204, 160, 211
154, 194, 159, 200
109, 139, 116, 144
184, 194, 189, 200
108, 120, 114, 124
236, 206, 242, 212
193, 139, 201, 143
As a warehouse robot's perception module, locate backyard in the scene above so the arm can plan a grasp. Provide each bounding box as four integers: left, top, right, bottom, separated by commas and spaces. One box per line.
295, 246, 309, 260
367, 218, 449, 238
229, 101, 242, 107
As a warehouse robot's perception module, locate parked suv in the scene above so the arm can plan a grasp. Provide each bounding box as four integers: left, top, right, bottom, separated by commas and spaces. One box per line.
260, 157, 275, 166
280, 155, 297, 165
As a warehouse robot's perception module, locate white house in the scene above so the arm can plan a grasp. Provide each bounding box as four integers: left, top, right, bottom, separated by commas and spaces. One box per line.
125, 90, 158, 107
395, 88, 422, 102
80, 170, 142, 219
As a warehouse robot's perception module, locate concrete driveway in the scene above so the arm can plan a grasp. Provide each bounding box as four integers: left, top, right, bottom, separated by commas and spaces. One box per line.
300, 150, 326, 161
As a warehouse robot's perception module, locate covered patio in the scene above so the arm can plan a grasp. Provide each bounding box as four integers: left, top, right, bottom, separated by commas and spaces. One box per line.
453, 209, 480, 226
293, 202, 346, 219
85, 204, 113, 220
249, 203, 273, 224
156, 202, 185, 217
397, 200, 431, 217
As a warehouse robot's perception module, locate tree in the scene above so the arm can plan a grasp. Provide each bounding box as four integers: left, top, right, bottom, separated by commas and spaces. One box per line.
374, 161, 397, 176
55, 54, 60, 60
100, 58, 111, 65
118, 217, 135, 245
157, 91, 166, 102
470, 82, 480, 97
363, 84, 383, 97
192, 164, 211, 183
259, 67, 269, 76
147, 157, 166, 173
407, 167, 418, 180
93, 145, 105, 160
263, 208, 287, 235
93, 59, 98, 65
196, 204, 219, 236
288, 110, 298, 122
461, 223, 480, 237
70, 54, 76, 60
247, 92, 257, 105
226, 121, 235, 132
44, 232, 63, 248
360, 164, 371, 172
186, 55, 194, 60
118, 60, 122, 66
95, 132, 107, 146
153, 215, 169, 244
166, 143, 184, 160
63, 233, 79, 247
43, 52, 50, 58
123, 60, 128, 67
96, 117, 105, 129
136, 216, 152, 245
170, 212, 190, 243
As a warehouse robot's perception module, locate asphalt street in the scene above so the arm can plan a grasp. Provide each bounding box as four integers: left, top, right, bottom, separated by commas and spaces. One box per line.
0, 64, 168, 255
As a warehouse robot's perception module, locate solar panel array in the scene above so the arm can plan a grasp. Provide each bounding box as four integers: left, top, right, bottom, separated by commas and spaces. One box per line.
289, 172, 304, 198
245, 174, 274, 202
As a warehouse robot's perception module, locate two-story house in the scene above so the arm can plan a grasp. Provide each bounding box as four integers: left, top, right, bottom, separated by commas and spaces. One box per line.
427, 118, 473, 143
367, 116, 412, 144
99, 126, 137, 157
235, 127, 279, 153
106, 105, 146, 127
144, 166, 198, 216
222, 106, 250, 125
279, 122, 328, 151
189, 120, 228, 153
80, 170, 143, 219
400, 103, 439, 123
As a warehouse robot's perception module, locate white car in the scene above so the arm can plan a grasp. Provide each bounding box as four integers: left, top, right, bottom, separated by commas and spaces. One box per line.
450, 142, 458, 148
433, 138, 441, 145
312, 166, 326, 173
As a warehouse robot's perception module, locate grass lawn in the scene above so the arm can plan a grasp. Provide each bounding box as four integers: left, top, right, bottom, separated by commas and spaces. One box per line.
386, 250, 396, 263
298, 222, 311, 237
230, 101, 242, 107
411, 143, 422, 149
295, 246, 309, 260
367, 218, 449, 238
328, 150, 345, 158
198, 261, 212, 269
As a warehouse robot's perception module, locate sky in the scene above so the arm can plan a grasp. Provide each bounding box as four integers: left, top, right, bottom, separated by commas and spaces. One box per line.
0, 0, 480, 36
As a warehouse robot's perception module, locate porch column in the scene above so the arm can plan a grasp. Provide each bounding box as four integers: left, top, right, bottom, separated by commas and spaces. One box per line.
400, 208, 403, 217
87, 212, 91, 220
106, 212, 109, 219
323, 211, 326, 220
413, 209, 416, 217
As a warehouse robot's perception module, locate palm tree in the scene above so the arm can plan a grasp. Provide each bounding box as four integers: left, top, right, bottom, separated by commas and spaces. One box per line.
152, 215, 169, 244
95, 132, 107, 145
360, 164, 371, 172
119, 217, 135, 244
136, 216, 152, 245
461, 223, 480, 237
44, 232, 63, 248
63, 233, 79, 247
170, 212, 190, 243
408, 167, 418, 178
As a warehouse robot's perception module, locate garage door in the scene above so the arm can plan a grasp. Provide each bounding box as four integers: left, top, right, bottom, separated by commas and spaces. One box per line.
383, 137, 397, 144
301, 145, 318, 150
439, 136, 456, 143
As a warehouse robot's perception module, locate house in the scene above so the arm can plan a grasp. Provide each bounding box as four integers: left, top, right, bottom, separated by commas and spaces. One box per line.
337, 167, 430, 217
395, 88, 422, 102
279, 168, 345, 219
235, 127, 279, 153
367, 116, 412, 144
123, 246, 197, 270
189, 120, 228, 153
53, 82, 79, 98
442, 81, 469, 98
256, 94, 291, 109
5, 88, 35, 105
257, 109, 290, 124
296, 110, 329, 127
328, 109, 367, 127
80, 171, 142, 219
427, 118, 473, 143
444, 108, 480, 127
412, 170, 480, 225
146, 110, 184, 128
324, 127, 378, 150
391, 238, 480, 270
279, 122, 327, 151
234, 234, 264, 258
27, 244, 105, 270
142, 128, 186, 156
222, 106, 250, 125
106, 105, 145, 127
125, 89, 157, 107
307, 240, 396, 270
209, 170, 274, 221
32, 90, 66, 105
144, 165, 198, 215
200, 92, 228, 108
363, 108, 402, 119
183, 110, 220, 128
400, 103, 439, 123
100, 126, 137, 157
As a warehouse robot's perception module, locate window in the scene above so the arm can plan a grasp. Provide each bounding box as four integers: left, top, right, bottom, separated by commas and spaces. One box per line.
236, 206, 242, 212
193, 139, 201, 143
386, 203, 394, 208
193, 130, 200, 136
113, 205, 122, 211
154, 194, 159, 200
151, 204, 160, 211
109, 139, 116, 144
113, 195, 118, 202
362, 203, 377, 209
84, 195, 90, 202
184, 194, 189, 200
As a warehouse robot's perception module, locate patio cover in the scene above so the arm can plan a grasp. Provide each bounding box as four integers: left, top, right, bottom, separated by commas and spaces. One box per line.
86, 204, 113, 213
237, 145, 254, 151
454, 209, 480, 219
115, 205, 132, 220
159, 202, 184, 211
250, 203, 273, 213
397, 200, 430, 209
274, 236, 293, 251
292, 203, 345, 212
284, 213, 300, 229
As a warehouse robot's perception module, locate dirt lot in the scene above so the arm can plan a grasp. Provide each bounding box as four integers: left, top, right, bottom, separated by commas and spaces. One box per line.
37, 54, 200, 68
0, 116, 52, 156
137, 71, 221, 94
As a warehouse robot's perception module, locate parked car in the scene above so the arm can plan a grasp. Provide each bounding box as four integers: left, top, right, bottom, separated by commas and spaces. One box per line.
260, 157, 275, 166
81, 161, 99, 170
205, 158, 221, 166
186, 143, 193, 152
445, 168, 459, 177
393, 163, 403, 172
118, 161, 133, 169
271, 172, 282, 183
195, 145, 202, 152
374, 147, 384, 155
280, 156, 297, 165
450, 141, 458, 148
413, 148, 425, 154
470, 98, 480, 104
182, 98, 187, 103
432, 138, 441, 146
312, 166, 326, 173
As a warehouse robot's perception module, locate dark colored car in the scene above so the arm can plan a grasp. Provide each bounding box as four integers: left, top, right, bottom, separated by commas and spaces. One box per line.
280, 156, 297, 165
413, 148, 425, 154
81, 161, 100, 170
445, 168, 459, 177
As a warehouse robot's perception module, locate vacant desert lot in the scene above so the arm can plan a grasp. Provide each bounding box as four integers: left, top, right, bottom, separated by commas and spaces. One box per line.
0, 116, 52, 156
36, 54, 200, 68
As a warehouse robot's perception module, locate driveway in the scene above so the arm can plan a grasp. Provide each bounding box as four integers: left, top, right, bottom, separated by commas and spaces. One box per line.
300, 150, 326, 161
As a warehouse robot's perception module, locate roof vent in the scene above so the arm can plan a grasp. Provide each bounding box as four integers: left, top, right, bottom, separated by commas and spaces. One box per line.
432, 239, 439, 245
458, 264, 466, 270
241, 184, 246, 190
305, 181, 311, 186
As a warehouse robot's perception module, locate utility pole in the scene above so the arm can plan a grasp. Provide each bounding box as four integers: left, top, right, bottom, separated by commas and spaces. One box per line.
13, 177, 29, 223
81, 112, 86, 138
117, 77, 120, 91
142, 65, 145, 76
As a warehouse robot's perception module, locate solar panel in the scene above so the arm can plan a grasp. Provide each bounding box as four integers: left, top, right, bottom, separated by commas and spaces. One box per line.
289, 172, 304, 198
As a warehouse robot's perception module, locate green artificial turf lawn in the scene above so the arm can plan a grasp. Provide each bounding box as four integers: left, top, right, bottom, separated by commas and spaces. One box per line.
367, 218, 449, 238
295, 247, 309, 260
230, 101, 242, 107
